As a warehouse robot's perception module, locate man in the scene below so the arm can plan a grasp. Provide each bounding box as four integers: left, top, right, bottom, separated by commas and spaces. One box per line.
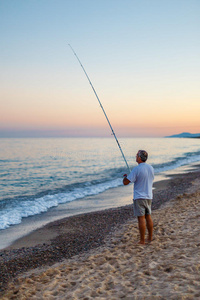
123, 150, 154, 245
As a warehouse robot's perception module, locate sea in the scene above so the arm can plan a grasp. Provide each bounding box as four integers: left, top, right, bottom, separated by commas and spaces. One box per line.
0, 137, 200, 248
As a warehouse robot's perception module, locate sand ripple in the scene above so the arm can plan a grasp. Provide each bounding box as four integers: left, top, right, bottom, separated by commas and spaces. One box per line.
2, 181, 200, 299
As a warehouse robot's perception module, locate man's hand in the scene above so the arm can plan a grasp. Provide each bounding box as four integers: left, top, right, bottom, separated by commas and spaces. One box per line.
123, 174, 130, 185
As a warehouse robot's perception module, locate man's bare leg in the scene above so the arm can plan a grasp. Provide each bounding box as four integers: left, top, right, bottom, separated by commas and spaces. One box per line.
145, 214, 153, 242
137, 216, 146, 244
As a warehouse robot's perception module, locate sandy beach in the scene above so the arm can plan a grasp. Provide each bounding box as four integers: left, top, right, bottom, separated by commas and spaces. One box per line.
1, 168, 200, 299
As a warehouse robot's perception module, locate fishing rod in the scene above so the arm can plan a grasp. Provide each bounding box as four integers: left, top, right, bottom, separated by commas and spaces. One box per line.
69, 44, 130, 173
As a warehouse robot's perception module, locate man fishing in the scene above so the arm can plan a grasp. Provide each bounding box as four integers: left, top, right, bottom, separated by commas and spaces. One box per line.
123, 150, 154, 245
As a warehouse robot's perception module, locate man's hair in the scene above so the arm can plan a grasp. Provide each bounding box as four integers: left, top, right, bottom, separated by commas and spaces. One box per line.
138, 150, 148, 162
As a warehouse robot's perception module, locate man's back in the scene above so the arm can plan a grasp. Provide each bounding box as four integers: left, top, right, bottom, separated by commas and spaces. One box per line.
127, 163, 154, 200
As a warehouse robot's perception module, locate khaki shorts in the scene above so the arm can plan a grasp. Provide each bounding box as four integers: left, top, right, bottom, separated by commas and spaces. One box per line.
133, 199, 152, 217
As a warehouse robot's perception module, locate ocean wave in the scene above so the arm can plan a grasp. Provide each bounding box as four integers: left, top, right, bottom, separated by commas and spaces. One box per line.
0, 178, 122, 230
153, 151, 200, 173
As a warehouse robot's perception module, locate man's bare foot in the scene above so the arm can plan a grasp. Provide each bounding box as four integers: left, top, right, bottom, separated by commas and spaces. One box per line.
138, 241, 145, 245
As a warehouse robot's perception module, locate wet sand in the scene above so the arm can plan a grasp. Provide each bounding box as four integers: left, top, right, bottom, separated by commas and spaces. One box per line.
1, 169, 200, 298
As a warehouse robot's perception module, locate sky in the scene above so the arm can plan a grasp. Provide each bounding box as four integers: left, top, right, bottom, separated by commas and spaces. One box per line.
0, 0, 200, 137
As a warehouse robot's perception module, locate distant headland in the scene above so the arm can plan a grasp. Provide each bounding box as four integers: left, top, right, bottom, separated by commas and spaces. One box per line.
165, 132, 200, 138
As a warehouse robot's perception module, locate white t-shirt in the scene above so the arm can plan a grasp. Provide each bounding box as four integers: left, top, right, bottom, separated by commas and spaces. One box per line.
127, 163, 154, 200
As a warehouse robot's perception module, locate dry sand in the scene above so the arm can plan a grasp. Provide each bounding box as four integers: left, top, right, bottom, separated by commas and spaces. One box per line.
1, 171, 200, 299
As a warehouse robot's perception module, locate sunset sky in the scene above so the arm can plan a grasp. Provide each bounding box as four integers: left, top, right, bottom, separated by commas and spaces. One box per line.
1, 0, 200, 137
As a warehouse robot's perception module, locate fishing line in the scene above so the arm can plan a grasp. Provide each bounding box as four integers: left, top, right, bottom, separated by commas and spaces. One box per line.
68, 44, 130, 172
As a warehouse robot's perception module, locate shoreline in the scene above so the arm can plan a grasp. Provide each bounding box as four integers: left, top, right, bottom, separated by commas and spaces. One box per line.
1, 166, 200, 295
0, 168, 192, 251
0, 163, 196, 251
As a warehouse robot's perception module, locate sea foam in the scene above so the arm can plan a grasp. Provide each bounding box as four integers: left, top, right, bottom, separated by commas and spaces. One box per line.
0, 178, 122, 230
